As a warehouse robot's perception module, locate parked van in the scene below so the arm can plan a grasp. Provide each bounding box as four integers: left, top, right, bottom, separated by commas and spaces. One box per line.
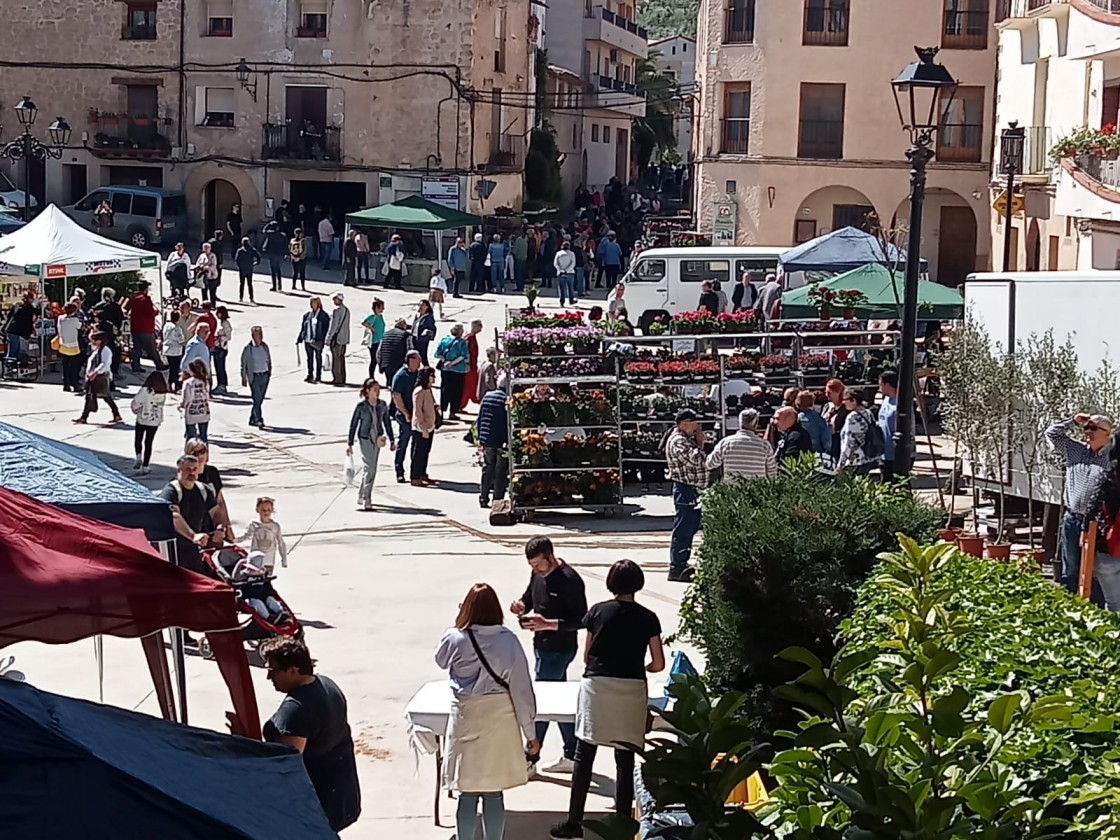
620, 246, 784, 333
63, 186, 188, 248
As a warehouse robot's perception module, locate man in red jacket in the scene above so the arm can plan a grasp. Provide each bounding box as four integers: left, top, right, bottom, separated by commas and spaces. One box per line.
124, 281, 165, 374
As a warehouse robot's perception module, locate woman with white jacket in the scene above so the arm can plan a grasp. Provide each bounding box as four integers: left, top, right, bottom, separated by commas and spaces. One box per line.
435, 583, 538, 840
836, 389, 877, 476
130, 372, 169, 473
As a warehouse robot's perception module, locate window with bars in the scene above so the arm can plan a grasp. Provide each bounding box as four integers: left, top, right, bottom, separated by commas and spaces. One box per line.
942, 0, 988, 50
937, 86, 984, 163
803, 0, 848, 46
798, 83, 845, 158
721, 84, 750, 154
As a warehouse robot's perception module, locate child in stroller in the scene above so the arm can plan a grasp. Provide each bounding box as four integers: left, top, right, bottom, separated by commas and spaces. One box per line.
205, 544, 301, 643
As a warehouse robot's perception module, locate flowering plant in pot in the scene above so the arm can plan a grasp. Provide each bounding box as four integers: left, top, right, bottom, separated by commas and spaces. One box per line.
725, 353, 758, 377
798, 352, 830, 372
512, 430, 549, 465
624, 360, 657, 382
760, 354, 791, 374
551, 433, 587, 467
581, 469, 621, 504
658, 359, 690, 382
575, 389, 616, 424
715, 309, 759, 334
647, 316, 668, 336
833, 288, 868, 318
566, 325, 606, 353
586, 431, 619, 466
671, 310, 718, 335
688, 358, 721, 382
501, 326, 537, 357
805, 284, 837, 319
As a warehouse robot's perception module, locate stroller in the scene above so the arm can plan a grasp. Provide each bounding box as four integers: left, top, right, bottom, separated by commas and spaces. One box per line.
201, 544, 302, 645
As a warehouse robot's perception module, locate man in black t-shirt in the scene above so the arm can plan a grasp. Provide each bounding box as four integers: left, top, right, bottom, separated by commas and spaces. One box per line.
158, 454, 225, 576
511, 536, 587, 773
225, 203, 243, 258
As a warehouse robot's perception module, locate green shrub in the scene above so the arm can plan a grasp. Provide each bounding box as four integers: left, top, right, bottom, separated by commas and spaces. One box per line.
680, 473, 940, 741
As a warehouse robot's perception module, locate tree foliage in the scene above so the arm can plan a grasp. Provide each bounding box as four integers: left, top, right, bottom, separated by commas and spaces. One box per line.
525, 127, 562, 204
637, 0, 700, 38
632, 54, 680, 169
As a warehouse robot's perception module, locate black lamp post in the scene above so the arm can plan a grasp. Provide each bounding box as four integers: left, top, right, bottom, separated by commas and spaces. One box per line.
999, 122, 1025, 271
1, 95, 70, 221
890, 47, 958, 477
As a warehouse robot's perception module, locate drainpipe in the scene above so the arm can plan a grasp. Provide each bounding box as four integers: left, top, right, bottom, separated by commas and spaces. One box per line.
177, 0, 186, 148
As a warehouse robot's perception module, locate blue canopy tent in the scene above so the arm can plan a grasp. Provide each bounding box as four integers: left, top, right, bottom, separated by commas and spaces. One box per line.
0, 677, 335, 840
0, 213, 26, 235
0, 422, 173, 543
778, 226, 928, 274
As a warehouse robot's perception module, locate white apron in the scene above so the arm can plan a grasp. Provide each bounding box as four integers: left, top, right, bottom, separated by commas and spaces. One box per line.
575, 676, 648, 748
442, 692, 528, 793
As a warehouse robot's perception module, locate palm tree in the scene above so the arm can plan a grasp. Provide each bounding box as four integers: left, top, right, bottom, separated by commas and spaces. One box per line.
631, 53, 679, 170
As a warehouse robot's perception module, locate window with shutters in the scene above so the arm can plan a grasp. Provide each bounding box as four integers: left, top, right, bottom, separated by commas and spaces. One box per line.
721, 84, 750, 154
937, 86, 983, 163
298, 0, 327, 36
798, 83, 845, 159
206, 0, 233, 36
200, 87, 236, 128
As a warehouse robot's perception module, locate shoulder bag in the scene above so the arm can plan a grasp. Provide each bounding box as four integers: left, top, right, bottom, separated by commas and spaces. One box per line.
465, 628, 510, 693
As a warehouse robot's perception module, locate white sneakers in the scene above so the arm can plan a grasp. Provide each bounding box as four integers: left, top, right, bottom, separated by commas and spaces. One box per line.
542, 757, 576, 774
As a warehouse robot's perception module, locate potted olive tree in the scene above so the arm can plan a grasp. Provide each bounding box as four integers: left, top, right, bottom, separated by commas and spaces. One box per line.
976, 347, 1020, 561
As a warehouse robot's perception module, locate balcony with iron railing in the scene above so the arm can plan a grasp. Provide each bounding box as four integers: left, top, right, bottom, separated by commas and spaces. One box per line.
997, 0, 1075, 23
720, 118, 750, 154
797, 118, 844, 158
88, 110, 171, 157
261, 122, 341, 161
488, 133, 526, 170
121, 22, 157, 40
584, 5, 648, 55
1072, 152, 1120, 194
803, 1, 849, 46
723, 3, 756, 43
1082, 0, 1120, 13
596, 74, 640, 96
942, 6, 989, 48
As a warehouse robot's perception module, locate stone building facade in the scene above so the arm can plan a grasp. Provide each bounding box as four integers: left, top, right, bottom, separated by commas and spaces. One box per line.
0, 0, 535, 238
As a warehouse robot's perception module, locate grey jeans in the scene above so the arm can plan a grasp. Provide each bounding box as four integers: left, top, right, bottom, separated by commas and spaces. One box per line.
1095, 552, 1120, 612
357, 436, 381, 503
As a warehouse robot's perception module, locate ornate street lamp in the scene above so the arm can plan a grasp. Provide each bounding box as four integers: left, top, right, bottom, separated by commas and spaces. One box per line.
890, 47, 958, 477
2, 95, 69, 221
235, 58, 258, 103
999, 122, 1025, 272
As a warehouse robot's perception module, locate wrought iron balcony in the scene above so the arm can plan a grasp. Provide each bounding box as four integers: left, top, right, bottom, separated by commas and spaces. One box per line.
261, 122, 341, 161
89, 111, 171, 157
488, 133, 525, 169
122, 22, 157, 40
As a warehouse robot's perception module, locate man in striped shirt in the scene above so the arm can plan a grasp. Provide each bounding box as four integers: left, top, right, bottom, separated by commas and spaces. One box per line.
665, 409, 709, 583
707, 409, 777, 481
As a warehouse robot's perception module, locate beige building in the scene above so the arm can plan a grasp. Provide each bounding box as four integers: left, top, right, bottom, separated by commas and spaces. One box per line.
994, 0, 1120, 271
694, 0, 997, 286
0, 0, 535, 238
649, 35, 695, 163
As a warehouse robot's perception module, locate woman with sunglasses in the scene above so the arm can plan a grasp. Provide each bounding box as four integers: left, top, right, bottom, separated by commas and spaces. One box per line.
836, 389, 876, 477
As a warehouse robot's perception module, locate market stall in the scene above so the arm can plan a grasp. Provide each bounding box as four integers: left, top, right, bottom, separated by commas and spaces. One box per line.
778, 263, 964, 321
778, 226, 926, 278
0, 678, 334, 840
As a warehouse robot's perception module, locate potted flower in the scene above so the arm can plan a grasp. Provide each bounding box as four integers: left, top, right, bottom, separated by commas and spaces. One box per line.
647, 316, 668, 336
502, 327, 535, 357
798, 352, 830, 373
567, 325, 605, 354
725, 354, 758, 378
659, 359, 690, 383
805, 284, 837, 320
715, 310, 758, 334
834, 288, 868, 320
688, 358, 721, 383
624, 360, 657, 383
760, 354, 791, 376
671, 310, 718, 335
514, 430, 549, 466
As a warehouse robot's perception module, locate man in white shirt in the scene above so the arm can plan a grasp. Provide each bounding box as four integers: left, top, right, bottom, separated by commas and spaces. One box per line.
317, 215, 336, 270
706, 408, 777, 480
553, 240, 578, 307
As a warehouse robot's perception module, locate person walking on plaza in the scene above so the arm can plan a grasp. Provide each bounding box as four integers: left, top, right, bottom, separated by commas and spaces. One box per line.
289, 229, 308, 291
608, 283, 626, 318
796, 391, 832, 457
234, 236, 260, 304
262, 222, 288, 292
384, 234, 406, 290
125, 280, 163, 374
239, 496, 289, 573
298, 297, 330, 383
732, 269, 758, 312
1084, 445, 1120, 612
550, 560, 664, 840
241, 325, 272, 429
179, 359, 211, 442
878, 370, 900, 483
347, 378, 396, 511
707, 408, 776, 481
476, 380, 509, 507
325, 292, 351, 387
73, 332, 122, 425
477, 346, 500, 401
91, 287, 124, 380
195, 241, 220, 307
355, 228, 371, 284
429, 268, 448, 319
360, 298, 386, 381
391, 350, 422, 483
468, 232, 487, 294
435, 323, 469, 422
56, 302, 85, 394
211, 306, 233, 396
412, 299, 437, 366
665, 409, 709, 583
259, 637, 362, 833
165, 242, 192, 297
159, 453, 226, 577
342, 230, 359, 287
836, 390, 878, 477
436, 584, 538, 840
1047, 413, 1113, 601
317, 214, 336, 270
162, 310, 186, 392
553, 240, 577, 307
597, 231, 622, 290
460, 319, 483, 413
447, 236, 468, 298
185, 437, 231, 527
130, 371, 168, 474
225, 202, 243, 259
378, 316, 411, 384
510, 536, 586, 774
510, 230, 529, 292
410, 366, 438, 486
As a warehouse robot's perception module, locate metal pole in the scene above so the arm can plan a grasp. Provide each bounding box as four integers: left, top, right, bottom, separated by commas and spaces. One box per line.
1002, 167, 1014, 272
22, 132, 31, 222
894, 143, 934, 477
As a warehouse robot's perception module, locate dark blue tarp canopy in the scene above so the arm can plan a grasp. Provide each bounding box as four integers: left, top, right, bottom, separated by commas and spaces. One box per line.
0, 213, 26, 235
0, 422, 174, 542
778, 226, 928, 274
0, 678, 336, 840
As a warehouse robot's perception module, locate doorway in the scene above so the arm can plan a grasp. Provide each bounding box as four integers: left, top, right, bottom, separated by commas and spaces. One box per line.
615, 127, 629, 181
126, 84, 160, 145
202, 178, 241, 242
1025, 219, 1041, 271
63, 164, 87, 204
832, 204, 876, 232
288, 180, 367, 230
937, 205, 977, 286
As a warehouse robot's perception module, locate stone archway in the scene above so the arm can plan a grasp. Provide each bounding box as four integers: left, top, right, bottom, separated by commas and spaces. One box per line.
792, 185, 879, 244
182, 165, 261, 243
891, 188, 977, 286
1026, 218, 1041, 271
201, 179, 241, 242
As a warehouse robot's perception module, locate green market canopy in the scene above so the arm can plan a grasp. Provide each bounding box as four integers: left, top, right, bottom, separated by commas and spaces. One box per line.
345, 195, 481, 230
0, 205, 159, 279
780, 263, 965, 320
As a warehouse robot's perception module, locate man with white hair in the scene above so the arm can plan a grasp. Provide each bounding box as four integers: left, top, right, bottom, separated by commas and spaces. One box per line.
240, 325, 272, 429
468, 232, 487, 294
706, 408, 777, 480
755, 273, 783, 323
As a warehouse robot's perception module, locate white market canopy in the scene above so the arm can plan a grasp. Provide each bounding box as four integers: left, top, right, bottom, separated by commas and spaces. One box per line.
0, 205, 159, 279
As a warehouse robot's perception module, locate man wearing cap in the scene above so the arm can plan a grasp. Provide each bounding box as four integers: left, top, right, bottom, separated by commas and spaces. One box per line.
1046, 413, 1113, 599
664, 409, 710, 582
706, 408, 776, 481
377, 316, 411, 384
391, 351, 422, 482
325, 292, 351, 387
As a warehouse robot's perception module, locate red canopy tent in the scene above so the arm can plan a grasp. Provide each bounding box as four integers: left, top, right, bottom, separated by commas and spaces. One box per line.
0, 485, 261, 738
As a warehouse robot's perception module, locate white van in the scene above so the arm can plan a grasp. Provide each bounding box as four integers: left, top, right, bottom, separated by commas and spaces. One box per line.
620, 246, 784, 333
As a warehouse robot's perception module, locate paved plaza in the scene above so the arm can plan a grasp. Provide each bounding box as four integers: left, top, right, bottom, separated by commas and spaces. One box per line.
2, 268, 688, 838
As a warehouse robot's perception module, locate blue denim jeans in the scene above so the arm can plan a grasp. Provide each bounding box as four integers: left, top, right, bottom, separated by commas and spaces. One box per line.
394, 413, 412, 478
1062, 511, 1104, 604
574, 266, 586, 297
533, 648, 578, 761
490, 263, 504, 293
456, 792, 504, 840
557, 272, 575, 305
185, 421, 209, 442
670, 482, 701, 576
1095, 552, 1120, 613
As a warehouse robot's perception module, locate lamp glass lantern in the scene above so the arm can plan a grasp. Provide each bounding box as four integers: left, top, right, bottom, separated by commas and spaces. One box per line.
235, 58, 251, 86
14, 96, 37, 128
48, 116, 72, 148
1000, 122, 1026, 176
891, 47, 958, 146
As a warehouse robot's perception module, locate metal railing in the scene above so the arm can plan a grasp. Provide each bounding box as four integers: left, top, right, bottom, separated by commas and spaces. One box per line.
942, 7, 989, 49
720, 118, 750, 154
587, 5, 648, 39
121, 23, 157, 40
724, 3, 755, 43
797, 118, 844, 158
803, 1, 848, 46
596, 74, 639, 95
1084, 0, 1120, 12
1074, 153, 1120, 192
1026, 0, 1052, 10
261, 122, 341, 161
489, 133, 525, 169
90, 113, 171, 153
936, 124, 983, 162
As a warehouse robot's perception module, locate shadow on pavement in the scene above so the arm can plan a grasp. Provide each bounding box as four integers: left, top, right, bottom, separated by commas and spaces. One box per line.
360, 504, 445, 517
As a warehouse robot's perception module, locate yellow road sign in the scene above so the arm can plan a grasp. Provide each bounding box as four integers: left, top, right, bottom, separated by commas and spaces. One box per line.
992, 190, 1024, 217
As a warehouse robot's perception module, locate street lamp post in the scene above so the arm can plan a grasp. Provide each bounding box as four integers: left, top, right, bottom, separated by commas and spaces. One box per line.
999, 122, 1025, 272
890, 47, 958, 477
0, 95, 71, 221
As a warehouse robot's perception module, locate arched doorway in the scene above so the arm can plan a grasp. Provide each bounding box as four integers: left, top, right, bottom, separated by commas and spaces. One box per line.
1025, 219, 1041, 271
792, 185, 878, 244
891, 189, 977, 286
202, 179, 241, 242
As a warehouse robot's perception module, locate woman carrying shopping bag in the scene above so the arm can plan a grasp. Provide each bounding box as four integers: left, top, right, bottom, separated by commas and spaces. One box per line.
346, 378, 396, 511
72, 332, 122, 425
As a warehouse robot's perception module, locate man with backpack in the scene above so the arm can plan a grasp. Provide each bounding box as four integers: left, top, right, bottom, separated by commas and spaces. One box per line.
158, 454, 229, 577
878, 370, 900, 483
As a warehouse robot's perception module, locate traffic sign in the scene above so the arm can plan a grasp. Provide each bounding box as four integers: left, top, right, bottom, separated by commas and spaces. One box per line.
992, 190, 1024, 217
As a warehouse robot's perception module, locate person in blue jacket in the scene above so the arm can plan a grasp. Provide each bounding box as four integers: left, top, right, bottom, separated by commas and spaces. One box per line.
447, 236, 469, 298
796, 391, 832, 458
488, 234, 508, 294
297, 296, 330, 383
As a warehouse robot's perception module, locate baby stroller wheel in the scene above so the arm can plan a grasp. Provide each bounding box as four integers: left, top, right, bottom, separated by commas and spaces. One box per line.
198, 635, 213, 660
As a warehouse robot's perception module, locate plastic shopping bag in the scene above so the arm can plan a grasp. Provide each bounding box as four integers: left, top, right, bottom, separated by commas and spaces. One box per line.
344, 453, 356, 487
